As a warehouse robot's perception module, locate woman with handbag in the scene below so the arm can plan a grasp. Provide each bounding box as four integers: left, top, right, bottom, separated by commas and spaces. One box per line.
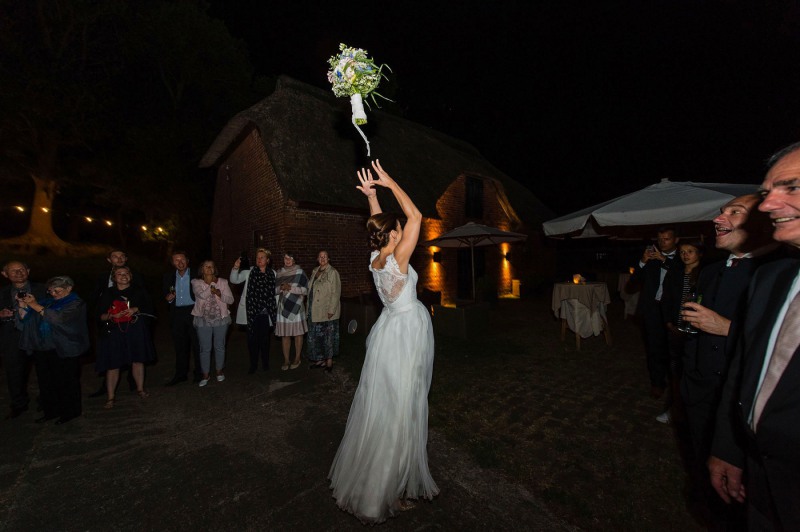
96, 266, 156, 408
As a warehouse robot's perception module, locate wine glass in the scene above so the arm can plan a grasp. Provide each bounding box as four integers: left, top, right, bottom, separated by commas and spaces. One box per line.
677, 292, 702, 334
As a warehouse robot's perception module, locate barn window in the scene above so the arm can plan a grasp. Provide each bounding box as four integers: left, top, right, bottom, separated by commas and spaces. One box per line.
465, 176, 484, 218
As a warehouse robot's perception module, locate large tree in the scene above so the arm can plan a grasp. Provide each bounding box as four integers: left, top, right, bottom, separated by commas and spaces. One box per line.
0, 0, 125, 252
0, 0, 266, 254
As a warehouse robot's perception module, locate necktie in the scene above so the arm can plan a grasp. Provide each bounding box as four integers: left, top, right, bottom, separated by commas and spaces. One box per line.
752, 291, 800, 431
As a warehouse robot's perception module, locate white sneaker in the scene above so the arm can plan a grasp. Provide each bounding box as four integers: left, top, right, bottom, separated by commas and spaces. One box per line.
656, 411, 671, 424
198, 379, 209, 387
216, 375, 225, 383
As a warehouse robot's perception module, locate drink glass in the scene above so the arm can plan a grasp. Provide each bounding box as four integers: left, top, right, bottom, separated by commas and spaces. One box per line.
677, 292, 702, 334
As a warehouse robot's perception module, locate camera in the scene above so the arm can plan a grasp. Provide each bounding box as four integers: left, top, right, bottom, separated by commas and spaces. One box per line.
17, 291, 27, 299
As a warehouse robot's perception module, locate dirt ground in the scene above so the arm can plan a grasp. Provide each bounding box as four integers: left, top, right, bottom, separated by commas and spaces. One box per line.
0, 319, 575, 531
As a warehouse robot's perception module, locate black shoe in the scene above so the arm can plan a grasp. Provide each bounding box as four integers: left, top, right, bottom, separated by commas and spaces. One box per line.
310, 362, 326, 369
55, 415, 78, 425
35, 415, 57, 423
165, 376, 187, 387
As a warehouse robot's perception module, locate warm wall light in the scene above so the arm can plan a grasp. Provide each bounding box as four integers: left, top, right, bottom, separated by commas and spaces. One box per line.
105, 220, 113, 226
432, 251, 441, 263
14, 206, 24, 212
85, 216, 93, 223
141, 225, 148, 231
41, 207, 49, 213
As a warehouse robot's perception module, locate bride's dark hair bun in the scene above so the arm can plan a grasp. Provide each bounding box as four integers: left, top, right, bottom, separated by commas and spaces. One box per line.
366, 213, 401, 250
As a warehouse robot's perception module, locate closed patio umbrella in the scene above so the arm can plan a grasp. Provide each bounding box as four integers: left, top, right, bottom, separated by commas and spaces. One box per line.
424, 222, 527, 301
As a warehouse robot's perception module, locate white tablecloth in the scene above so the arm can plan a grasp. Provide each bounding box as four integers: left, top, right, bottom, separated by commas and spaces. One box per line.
552, 282, 611, 338
618, 273, 640, 317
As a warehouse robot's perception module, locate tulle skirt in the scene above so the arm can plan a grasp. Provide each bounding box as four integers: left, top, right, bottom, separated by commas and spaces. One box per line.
329, 300, 439, 524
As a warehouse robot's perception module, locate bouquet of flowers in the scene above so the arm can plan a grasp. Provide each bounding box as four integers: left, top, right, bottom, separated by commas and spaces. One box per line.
327, 43, 391, 155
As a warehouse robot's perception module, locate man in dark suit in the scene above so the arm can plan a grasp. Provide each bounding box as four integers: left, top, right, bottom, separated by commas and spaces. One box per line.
631, 227, 679, 399
0, 261, 47, 419
163, 250, 200, 385
680, 194, 778, 528
709, 141, 800, 530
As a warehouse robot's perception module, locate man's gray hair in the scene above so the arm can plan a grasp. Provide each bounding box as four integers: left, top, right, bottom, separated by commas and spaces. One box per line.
2, 261, 30, 273
767, 141, 800, 169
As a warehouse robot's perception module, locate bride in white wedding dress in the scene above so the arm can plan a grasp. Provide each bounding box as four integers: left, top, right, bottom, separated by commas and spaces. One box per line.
329, 160, 439, 524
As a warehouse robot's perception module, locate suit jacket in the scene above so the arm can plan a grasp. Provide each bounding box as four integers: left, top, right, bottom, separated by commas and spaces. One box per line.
712, 258, 800, 529
681, 258, 758, 405
0, 282, 47, 356
162, 269, 195, 311
631, 253, 677, 317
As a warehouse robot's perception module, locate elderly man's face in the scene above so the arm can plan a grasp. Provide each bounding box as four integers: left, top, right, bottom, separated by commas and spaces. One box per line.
759, 149, 800, 247
2, 262, 29, 286
713, 195, 760, 253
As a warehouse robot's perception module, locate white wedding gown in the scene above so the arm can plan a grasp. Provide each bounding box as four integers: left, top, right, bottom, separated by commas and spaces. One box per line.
329, 251, 439, 524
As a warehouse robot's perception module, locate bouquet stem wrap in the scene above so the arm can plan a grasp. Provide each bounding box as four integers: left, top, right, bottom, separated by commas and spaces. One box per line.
350, 94, 370, 156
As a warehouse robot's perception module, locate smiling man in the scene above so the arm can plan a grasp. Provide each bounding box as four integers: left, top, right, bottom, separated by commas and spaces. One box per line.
679, 194, 779, 528
709, 141, 800, 530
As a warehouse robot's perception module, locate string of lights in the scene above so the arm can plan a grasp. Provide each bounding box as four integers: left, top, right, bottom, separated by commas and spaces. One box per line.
1, 204, 169, 234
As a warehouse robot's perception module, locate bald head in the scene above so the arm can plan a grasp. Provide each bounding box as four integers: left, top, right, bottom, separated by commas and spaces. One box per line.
712, 194, 773, 254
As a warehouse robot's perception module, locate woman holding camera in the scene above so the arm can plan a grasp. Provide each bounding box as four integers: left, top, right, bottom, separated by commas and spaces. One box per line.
96, 266, 156, 408
18, 276, 90, 424
191, 261, 234, 387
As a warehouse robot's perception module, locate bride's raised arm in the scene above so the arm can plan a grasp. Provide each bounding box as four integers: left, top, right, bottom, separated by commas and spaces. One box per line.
368, 160, 421, 269
356, 166, 382, 216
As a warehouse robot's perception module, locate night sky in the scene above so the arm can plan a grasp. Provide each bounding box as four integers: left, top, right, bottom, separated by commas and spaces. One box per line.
209, 0, 800, 215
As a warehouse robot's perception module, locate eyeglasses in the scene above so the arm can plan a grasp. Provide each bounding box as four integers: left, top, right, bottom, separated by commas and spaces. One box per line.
48, 287, 66, 295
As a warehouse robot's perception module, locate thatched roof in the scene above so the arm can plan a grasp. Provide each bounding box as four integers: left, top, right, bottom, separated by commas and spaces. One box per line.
200, 76, 553, 224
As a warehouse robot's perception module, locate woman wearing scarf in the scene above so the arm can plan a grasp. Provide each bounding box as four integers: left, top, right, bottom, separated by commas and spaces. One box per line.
230, 248, 277, 374
96, 266, 156, 408
18, 276, 90, 424
275, 252, 308, 370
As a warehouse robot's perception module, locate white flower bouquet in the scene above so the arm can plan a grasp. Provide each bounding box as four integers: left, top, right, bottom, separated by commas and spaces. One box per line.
327, 43, 391, 156
327, 43, 391, 125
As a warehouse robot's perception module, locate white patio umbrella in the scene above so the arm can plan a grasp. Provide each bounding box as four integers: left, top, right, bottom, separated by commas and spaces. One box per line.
543, 179, 759, 237
424, 222, 527, 301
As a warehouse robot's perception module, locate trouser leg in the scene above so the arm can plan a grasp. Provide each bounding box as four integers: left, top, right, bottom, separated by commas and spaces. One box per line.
3, 347, 30, 412
212, 324, 228, 371
196, 325, 212, 375
33, 349, 59, 418
55, 356, 82, 419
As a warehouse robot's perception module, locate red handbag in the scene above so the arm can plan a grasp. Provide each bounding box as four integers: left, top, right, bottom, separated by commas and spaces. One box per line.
108, 299, 133, 323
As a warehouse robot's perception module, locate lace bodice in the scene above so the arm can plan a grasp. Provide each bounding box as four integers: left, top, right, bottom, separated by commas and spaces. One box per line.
369, 251, 418, 308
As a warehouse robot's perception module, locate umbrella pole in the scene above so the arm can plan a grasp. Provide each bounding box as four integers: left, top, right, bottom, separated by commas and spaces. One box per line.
471, 241, 476, 302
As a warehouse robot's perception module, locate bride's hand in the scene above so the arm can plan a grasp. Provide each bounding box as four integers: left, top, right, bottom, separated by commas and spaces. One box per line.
356, 167, 377, 197
370, 159, 397, 188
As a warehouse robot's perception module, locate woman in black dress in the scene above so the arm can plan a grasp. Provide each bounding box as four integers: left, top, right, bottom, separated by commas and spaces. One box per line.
96, 266, 156, 408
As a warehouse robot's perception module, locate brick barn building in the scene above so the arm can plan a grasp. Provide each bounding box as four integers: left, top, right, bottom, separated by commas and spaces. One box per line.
199, 76, 553, 305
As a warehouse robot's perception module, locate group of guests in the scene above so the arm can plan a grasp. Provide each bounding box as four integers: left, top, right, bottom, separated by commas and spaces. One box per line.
229, 248, 341, 374
630, 141, 800, 531
1, 264, 89, 424
0, 246, 343, 421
